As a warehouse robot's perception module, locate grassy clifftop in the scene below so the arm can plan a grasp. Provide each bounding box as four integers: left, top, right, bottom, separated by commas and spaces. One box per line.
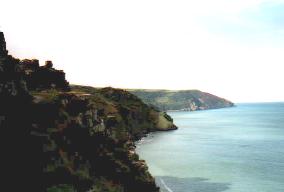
129, 89, 234, 111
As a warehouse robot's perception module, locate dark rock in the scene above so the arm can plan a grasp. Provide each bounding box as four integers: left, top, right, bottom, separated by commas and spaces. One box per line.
44, 60, 53, 69
22, 60, 70, 91
0, 32, 8, 56
20, 59, 40, 72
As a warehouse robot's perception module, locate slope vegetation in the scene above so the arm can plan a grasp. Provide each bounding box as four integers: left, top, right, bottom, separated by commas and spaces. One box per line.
129, 89, 234, 111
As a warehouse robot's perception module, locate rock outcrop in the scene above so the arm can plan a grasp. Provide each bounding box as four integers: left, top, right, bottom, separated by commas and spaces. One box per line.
0, 32, 8, 56
21, 59, 70, 91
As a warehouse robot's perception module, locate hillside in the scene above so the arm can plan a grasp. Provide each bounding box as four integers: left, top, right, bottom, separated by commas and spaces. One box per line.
70, 85, 177, 135
129, 89, 234, 111
0, 32, 176, 192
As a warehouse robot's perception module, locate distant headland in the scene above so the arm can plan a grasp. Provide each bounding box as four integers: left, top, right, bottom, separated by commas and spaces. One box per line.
129, 89, 234, 111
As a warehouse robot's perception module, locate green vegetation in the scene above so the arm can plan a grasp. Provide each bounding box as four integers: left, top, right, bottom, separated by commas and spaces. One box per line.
129, 89, 234, 111
71, 85, 177, 138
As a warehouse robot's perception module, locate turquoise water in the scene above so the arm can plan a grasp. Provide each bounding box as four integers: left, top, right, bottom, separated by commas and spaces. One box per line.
136, 103, 284, 192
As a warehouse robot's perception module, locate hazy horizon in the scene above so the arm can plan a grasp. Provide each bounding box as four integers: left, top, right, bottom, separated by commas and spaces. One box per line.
1, 0, 284, 103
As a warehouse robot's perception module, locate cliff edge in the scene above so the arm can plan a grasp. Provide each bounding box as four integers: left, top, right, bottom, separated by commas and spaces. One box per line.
0, 32, 176, 192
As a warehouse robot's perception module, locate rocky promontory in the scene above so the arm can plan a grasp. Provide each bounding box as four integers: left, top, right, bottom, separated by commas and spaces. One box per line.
0, 32, 176, 192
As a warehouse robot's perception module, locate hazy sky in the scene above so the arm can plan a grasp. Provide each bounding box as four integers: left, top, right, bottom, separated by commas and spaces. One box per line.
1, 0, 284, 102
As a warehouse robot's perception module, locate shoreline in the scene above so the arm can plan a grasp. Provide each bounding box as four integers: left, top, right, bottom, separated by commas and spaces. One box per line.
166, 105, 235, 112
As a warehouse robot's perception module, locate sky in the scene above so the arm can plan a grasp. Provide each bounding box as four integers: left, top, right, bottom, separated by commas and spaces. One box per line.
1, 0, 284, 102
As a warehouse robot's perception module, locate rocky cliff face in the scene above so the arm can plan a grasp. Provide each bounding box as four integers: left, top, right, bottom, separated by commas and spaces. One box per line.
0, 32, 8, 56
71, 86, 177, 138
0, 32, 176, 192
21, 59, 70, 91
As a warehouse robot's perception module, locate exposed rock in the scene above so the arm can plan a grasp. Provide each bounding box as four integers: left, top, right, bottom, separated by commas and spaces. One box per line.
72, 85, 177, 139
20, 59, 40, 73
44, 60, 53, 69
20, 59, 70, 91
0, 32, 8, 56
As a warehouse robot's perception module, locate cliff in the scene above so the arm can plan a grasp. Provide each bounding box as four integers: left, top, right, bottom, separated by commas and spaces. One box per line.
0, 32, 176, 192
71, 85, 177, 135
129, 89, 234, 111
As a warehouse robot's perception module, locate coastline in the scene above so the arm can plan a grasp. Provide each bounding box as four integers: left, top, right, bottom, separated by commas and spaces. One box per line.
136, 103, 284, 192
166, 105, 235, 112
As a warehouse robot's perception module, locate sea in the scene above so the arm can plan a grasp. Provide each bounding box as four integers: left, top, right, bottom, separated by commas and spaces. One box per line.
136, 103, 284, 192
